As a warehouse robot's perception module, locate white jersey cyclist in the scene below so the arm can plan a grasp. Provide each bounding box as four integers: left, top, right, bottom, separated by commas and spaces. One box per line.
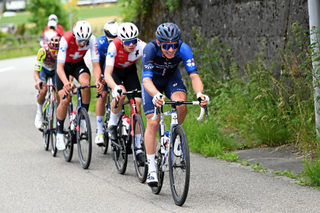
57, 31, 99, 64
105, 37, 146, 68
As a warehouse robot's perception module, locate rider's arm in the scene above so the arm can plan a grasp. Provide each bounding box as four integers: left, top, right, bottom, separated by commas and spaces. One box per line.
104, 42, 117, 90
142, 77, 160, 97
56, 37, 69, 85
90, 36, 103, 93
34, 47, 46, 83
189, 73, 204, 95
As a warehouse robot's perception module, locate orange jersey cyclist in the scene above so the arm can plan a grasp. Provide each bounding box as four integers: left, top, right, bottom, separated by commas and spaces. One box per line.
34, 36, 61, 129
104, 22, 146, 164
55, 20, 103, 151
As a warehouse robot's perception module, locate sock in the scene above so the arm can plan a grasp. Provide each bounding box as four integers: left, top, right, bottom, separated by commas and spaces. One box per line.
96, 116, 104, 134
37, 103, 43, 115
147, 154, 156, 173
108, 111, 119, 127
135, 134, 142, 154
57, 118, 64, 134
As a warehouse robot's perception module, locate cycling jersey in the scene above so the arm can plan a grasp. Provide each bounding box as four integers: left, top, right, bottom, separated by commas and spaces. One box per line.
41, 25, 64, 37
142, 39, 198, 79
35, 45, 56, 71
105, 37, 146, 68
97, 35, 111, 70
57, 31, 99, 64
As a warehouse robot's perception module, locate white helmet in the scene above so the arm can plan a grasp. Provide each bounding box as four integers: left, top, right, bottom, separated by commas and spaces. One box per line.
118, 22, 139, 40
48, 14, 58, 23
73, 20, 92, 40
104, 21, 118, 38
47, 20, 57, 30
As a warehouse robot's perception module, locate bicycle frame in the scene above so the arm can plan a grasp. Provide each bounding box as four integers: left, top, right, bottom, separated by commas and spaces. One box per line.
41, 78, 57, 132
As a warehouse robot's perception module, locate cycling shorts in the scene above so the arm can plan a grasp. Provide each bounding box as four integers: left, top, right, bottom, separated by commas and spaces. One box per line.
142, 69, 187, 116
40, 66, 56, 86
56, 59, 91, 91
112, 63, 141, 99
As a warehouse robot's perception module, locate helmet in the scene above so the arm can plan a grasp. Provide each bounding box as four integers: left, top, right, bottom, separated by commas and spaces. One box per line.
156, 22, 181, 43
103, 21, 118, 38
48, 14, 58, 23
48, 36, 61, 50
73, 20, 92, 40
48, 20, 57, 30
118, 22, 139, 40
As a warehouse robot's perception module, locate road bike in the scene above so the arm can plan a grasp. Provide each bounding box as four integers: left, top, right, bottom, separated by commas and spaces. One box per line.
39, 77, 58, 157
99, 85, 111, 154
111, 89, 148, 183
151, 99, 207, 206
61, 85, 100, 169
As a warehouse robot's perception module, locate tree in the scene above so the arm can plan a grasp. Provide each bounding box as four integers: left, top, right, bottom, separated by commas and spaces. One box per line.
26, 0, 72, 35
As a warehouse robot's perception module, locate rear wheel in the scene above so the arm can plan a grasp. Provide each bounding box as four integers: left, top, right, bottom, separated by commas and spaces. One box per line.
63, 106, 74, 162
132, 114, 147, 183
42, 100, 50, 151
101, 118, 109, 154
169, 126, 190, 206
77, 107, 92, 169
50, 102, 58, 157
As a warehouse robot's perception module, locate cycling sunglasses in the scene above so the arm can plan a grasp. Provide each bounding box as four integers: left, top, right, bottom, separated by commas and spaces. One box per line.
123, 38, 138, 46
49, 49, 59, 55
76, 39, 89, 45
161, 43, 179, 50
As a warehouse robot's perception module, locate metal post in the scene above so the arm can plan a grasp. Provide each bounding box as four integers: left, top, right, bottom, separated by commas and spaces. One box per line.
308, 0, 320, 137
68, 0, 73, 31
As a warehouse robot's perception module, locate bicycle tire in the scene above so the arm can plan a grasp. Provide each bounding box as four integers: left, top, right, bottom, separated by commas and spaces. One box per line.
101, 118, 109, 154
50, 102, 58, 157
77, 107, 92, 169
42, 99, 50, 151
169, 126, 190, 206
132, 114, 148, 183
151, 134, 165, 194
63, 106, 74, 162
113, 120, 128, 174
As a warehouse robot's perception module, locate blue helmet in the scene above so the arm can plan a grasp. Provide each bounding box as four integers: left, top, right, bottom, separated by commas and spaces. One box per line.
156, 23, 181, 43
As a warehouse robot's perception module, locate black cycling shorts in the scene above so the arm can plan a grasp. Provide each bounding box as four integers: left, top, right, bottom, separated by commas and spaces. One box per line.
111, 63, 141, 99
56, 59, 91, 91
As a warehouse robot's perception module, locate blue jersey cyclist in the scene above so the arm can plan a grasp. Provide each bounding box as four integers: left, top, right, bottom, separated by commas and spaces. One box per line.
95, 21, 119, 146
142, 23, 209, 186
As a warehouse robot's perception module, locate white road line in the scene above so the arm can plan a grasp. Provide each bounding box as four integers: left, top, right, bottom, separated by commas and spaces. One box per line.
0, 66, 15, 73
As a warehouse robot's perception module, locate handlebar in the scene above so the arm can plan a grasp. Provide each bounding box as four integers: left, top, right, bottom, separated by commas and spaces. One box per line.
151, 100, 208, 121
114, 88, 141, 109
62, 85, 102, 100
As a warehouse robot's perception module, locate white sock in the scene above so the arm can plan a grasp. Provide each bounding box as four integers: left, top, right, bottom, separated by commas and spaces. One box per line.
37, 103, 43, 115
108, 111, 119, 127
96, 116, 104, 134
135, 134, 142, 154
147, 154, 156, 173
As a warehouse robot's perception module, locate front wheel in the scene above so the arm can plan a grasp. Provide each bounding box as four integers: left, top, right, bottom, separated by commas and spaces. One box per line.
113, 121, 128, 174
42, 100, 50, 151
77, 107, 92, 169
101, 119, 109, 154
132, 114, 147, 183
50, 102, 58, 157
169, 126, 190, 206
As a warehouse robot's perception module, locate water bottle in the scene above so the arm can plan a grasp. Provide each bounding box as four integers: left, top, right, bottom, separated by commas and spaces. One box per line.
70, 109, 77, 130
121, 114, 130, 136
161, 131, 170, 171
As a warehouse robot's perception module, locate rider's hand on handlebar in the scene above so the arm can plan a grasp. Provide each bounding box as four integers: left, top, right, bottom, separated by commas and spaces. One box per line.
197, 92, 209, 107
95, 81, 103, 94
152, 92, 164, 107
63, 82, 74, 95
35, 81, 42, 90
112, 85, 122, 100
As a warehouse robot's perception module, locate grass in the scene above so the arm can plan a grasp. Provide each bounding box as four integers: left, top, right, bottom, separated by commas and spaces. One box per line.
0, 11, 32, 25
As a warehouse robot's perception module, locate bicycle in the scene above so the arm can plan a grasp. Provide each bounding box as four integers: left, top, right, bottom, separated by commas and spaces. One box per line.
38, 77, 58, 157
99, 84, 112, 154
61, 85, 100, 169
111, 89, 148, 183
151, 99, 207, 206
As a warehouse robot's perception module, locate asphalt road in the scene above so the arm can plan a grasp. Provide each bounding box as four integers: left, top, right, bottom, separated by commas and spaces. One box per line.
0, 56, 320, 213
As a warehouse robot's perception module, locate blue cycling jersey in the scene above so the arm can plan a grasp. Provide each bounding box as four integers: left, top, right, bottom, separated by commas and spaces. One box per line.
97, 35, 112, 70
142, 39, 198, 79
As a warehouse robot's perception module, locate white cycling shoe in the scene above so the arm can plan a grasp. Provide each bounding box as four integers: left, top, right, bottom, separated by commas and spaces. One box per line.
95, 134, 104, 145
56, 133, 66, 151
34, 113, 43, 129
147, 171, 158, 187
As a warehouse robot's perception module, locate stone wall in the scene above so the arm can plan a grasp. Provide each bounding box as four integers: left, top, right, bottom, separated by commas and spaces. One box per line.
136, 0, 309, 69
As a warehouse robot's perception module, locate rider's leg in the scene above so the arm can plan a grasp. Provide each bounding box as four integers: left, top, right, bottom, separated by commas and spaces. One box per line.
78, 72, 91, 111
170, 91, 187, 125
95, 90, 107, 144
145, 114, 160, 173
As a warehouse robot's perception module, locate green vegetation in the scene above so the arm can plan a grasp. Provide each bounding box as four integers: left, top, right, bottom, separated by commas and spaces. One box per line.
0, 12, 31, 25
78, 4, 121, 19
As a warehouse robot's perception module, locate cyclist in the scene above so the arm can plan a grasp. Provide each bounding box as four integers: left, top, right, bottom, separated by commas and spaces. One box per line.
141, 22, 209, 186
34, 36, 61, 129
55, 20, 103, 151
41, 14, 64, 38
95, 20, 118, 146
104, 22, 146, 163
